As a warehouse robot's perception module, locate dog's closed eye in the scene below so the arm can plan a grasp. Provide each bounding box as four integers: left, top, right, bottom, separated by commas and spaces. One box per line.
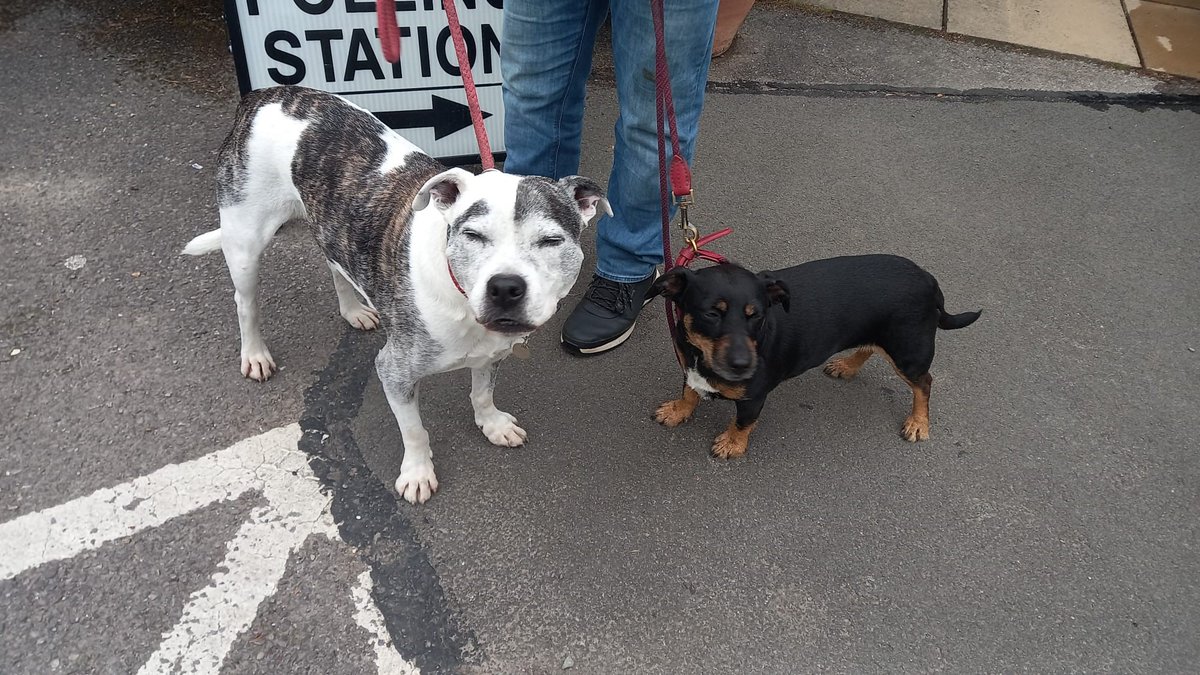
537, 235, 564, 248
463, 229, 489, 244
704, 300, 727, 320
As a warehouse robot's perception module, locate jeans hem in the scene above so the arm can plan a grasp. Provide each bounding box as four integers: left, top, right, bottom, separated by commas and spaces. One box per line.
595, 267, 658, 285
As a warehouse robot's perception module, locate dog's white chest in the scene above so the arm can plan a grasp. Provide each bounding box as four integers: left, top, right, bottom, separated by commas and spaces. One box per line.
686, 369, 720, 397
433, 326, 519, 371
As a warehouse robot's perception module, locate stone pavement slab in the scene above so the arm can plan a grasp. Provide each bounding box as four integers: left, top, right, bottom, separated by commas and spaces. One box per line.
704, 4, 1194, 94
947, 0, 1141, 66
799, 0, 944, 29
1129, 0, 1200, 79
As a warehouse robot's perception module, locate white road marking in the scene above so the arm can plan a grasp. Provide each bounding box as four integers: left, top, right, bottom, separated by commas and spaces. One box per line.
0, 425, 310, 580
352, 570, 420, 675
0, 423, 419, 674
137, 504, 327, 675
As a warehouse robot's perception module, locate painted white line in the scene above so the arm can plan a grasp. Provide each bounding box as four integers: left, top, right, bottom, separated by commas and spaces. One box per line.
137, 505, 328, 675
0, 424, 419, 674
0, 424, 308, 580
134, 426, 339, 675
352, 570, 420, 675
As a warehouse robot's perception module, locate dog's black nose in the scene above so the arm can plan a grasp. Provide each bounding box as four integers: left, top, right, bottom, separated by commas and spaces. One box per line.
728, 352, 753, 372
486, 274, 526, 309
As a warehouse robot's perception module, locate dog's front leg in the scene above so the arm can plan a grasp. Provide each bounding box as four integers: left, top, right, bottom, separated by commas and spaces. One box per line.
655, 384, 700, 427
377, 341, 438, 504
712, 397, 767, 460
470, 361, 527, 447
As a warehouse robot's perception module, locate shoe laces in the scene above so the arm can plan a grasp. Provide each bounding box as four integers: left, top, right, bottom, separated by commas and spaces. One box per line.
585, 276, 633, 314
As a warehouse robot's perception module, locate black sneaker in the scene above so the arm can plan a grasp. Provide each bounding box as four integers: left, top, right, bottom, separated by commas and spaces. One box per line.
561, 272, 658, 354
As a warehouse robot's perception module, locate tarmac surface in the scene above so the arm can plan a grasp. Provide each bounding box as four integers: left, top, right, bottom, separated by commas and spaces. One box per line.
2, 1, 1198, 673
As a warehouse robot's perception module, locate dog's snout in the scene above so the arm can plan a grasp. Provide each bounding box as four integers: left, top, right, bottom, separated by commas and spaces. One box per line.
728, 351, 753, 371
718, 336, 757, 380
486, 274, 527, 309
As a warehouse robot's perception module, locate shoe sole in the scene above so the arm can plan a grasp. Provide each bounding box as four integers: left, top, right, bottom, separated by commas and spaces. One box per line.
561, 298, 653, 355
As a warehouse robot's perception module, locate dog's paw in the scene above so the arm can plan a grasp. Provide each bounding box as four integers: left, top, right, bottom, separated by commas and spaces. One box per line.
822, 358, 858, 380
477, 410, 527, 447
901, 416, 930, 442
654, 399, 694, 427
710, 429, 750, 460
241, 349, 277, 382
342, 304, 380, 331
395, 461, 439, 504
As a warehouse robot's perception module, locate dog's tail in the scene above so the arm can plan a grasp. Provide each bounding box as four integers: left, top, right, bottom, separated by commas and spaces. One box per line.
935, 286, 981, 330
939, 309, 981, 330
181, 229, 222, 256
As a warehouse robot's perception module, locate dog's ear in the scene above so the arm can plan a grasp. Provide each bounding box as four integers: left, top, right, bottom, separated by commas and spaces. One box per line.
558, 175, 612, 223
414, 168, 472, 211
758, 272, 791, 312
645, 268, 693, 301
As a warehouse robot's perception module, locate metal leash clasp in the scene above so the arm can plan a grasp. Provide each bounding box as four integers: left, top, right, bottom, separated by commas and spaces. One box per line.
675, 189, 699, 252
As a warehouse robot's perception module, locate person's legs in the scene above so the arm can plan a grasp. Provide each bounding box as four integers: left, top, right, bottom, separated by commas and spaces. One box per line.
501, 0, 610, 179
598, 0, 719, 283
560, 0, 719, 354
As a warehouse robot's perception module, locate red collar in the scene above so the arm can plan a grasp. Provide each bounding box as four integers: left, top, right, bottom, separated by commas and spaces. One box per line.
447, 260, 467, 297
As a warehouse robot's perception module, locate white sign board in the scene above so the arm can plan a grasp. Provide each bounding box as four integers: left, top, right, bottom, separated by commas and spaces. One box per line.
224, 0, 505, 164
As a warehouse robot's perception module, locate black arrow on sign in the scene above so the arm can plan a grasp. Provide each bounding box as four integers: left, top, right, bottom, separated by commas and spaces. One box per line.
374, 95, 493, 141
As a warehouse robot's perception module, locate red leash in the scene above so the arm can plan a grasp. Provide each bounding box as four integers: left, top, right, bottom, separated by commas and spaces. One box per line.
377, 0, 493, 301
651, 0, 731, 364
376, 0, 495, 170
440, 0, 495, 170
376, 0, 401, 63
674, 228, 733, 269
380, 0, 728, 341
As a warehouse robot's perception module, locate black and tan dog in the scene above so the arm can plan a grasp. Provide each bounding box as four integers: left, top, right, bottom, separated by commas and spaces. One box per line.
646, 255, 980, 458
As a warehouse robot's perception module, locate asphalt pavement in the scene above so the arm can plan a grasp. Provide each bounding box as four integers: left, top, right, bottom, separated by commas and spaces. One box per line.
2, 1, 1198, 673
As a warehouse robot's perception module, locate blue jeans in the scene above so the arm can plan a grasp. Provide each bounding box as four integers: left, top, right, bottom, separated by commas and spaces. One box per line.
501, 0, 720, 283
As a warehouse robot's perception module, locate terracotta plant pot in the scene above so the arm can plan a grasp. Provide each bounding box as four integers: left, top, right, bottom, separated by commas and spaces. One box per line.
712, 0, 756, 57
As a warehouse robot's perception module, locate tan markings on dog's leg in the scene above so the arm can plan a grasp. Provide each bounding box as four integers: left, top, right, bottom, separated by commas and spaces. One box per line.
823, 346, 876, 380
655, 385, 701, 427
711, 419, 757, 459
900, 372, 932, 442
869, 347, 933, 441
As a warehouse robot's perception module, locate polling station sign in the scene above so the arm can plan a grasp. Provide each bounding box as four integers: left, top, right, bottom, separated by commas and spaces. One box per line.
224, 0, 505, 164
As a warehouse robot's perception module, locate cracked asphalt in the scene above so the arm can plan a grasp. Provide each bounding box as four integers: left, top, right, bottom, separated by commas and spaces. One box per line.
2, 0, 1199, 673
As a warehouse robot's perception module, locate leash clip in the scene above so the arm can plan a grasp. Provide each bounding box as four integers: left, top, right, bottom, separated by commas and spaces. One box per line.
673, 188, 694, 210
673, 189, 694, 231
675, 189, 699, 252
682, 223, 700, 253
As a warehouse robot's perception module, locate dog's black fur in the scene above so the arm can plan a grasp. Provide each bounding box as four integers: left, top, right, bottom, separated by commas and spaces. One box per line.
646, 254, 980, 457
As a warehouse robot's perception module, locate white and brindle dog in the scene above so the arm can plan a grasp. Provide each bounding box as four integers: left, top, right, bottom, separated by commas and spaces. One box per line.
183, 86, 607, 503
